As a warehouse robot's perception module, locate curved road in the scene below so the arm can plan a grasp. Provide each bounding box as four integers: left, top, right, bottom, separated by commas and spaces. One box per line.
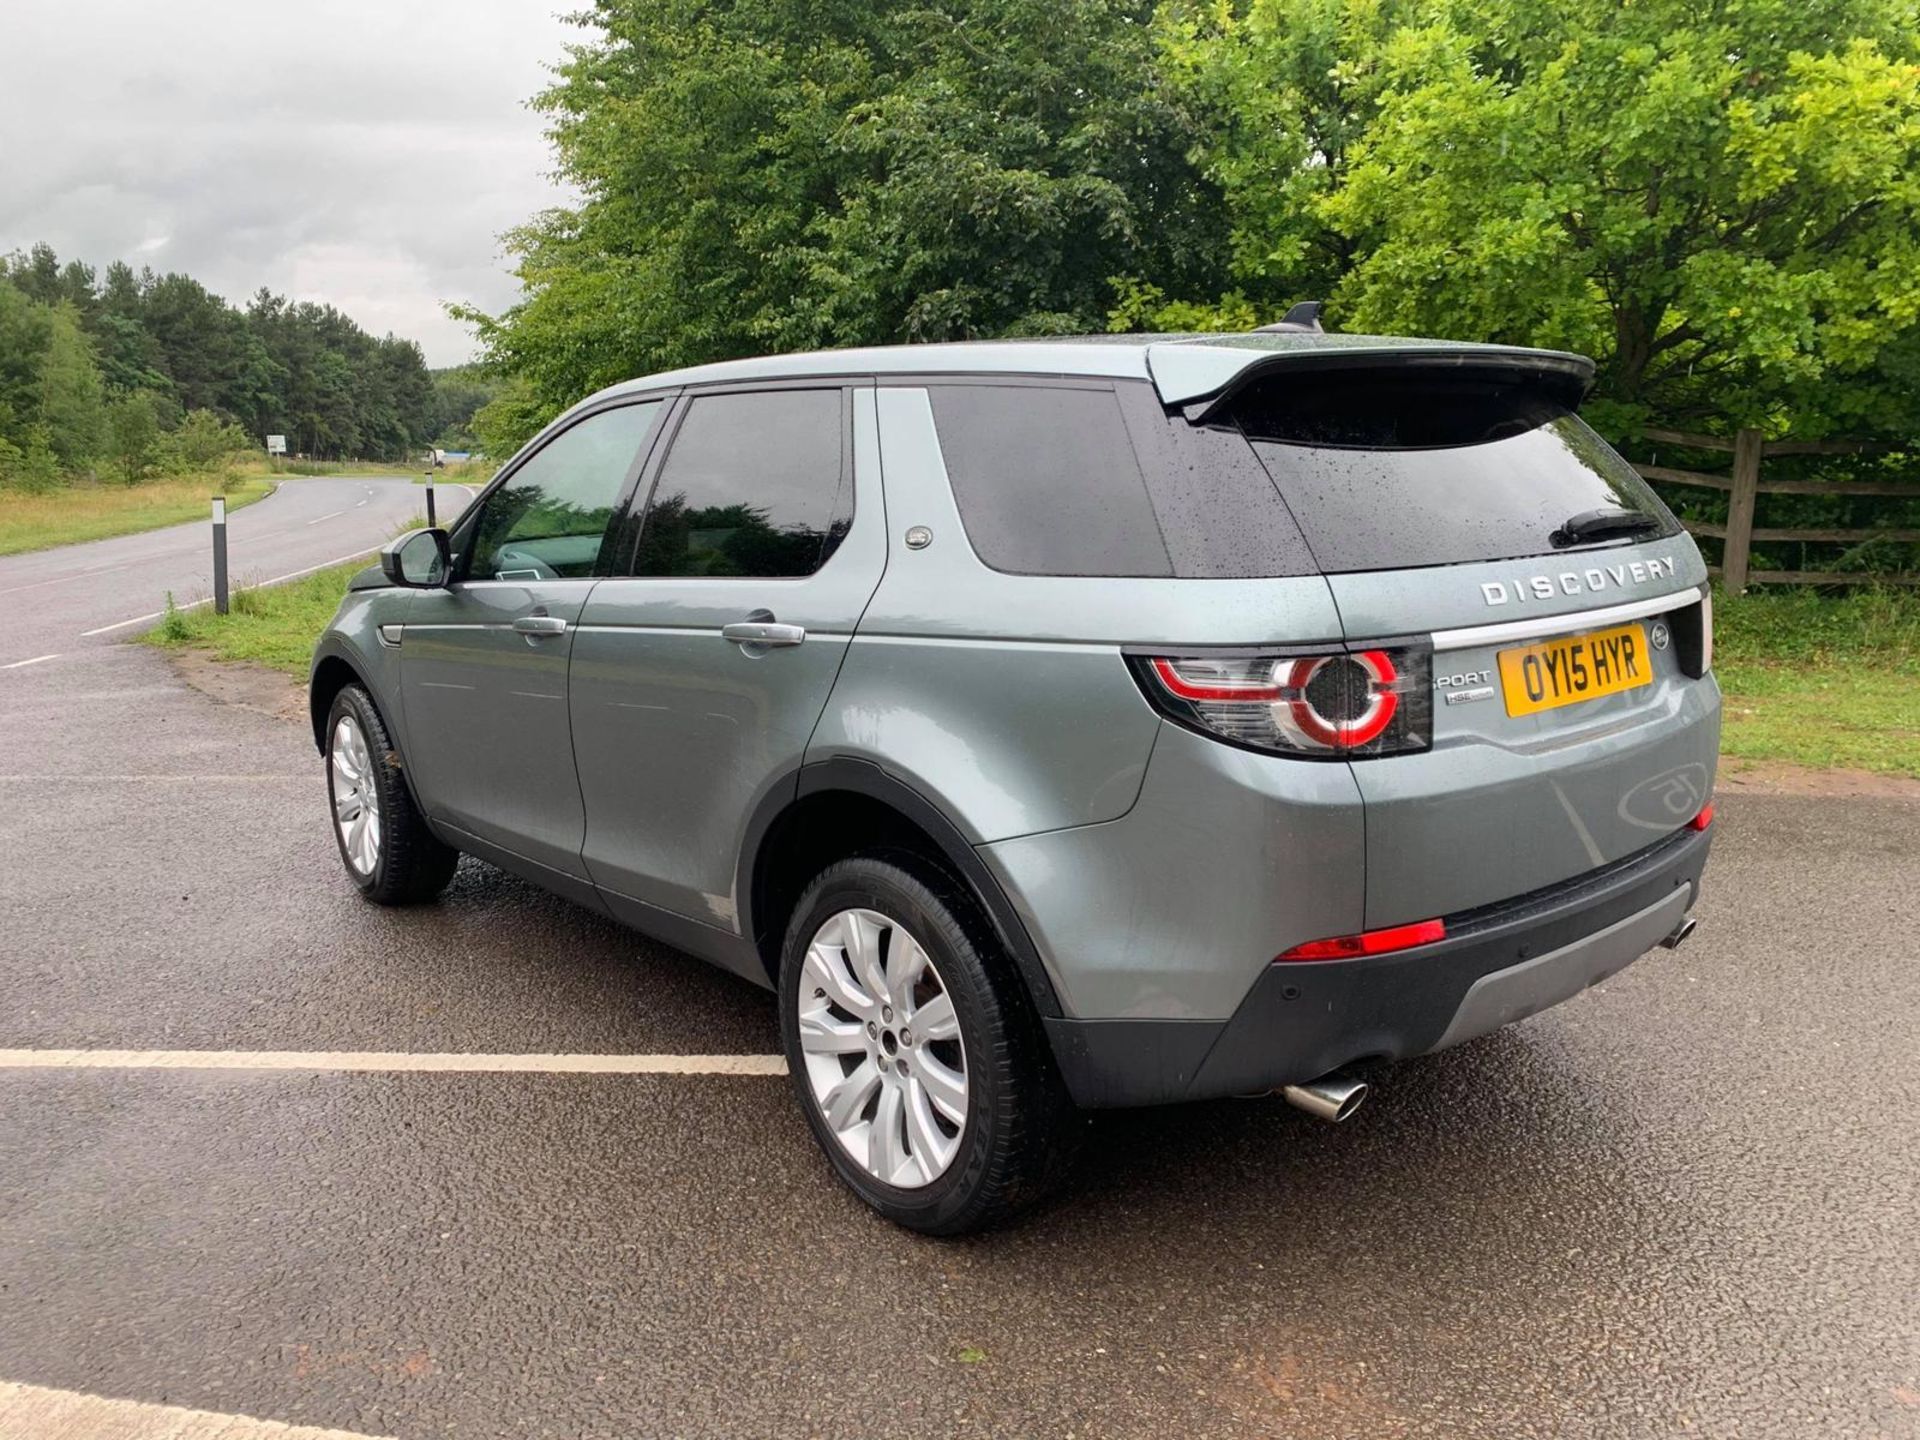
0, 476, 469, 669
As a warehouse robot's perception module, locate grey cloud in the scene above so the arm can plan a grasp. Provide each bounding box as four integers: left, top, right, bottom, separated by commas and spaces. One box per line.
0, 0, 576, 365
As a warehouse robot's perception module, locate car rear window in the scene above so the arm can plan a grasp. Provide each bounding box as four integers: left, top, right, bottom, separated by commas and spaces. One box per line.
927, 382, 1316, 578
1225, 370, 1680, 574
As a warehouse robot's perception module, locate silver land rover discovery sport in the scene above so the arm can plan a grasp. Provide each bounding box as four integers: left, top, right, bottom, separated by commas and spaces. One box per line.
311, 327, 1719, 1233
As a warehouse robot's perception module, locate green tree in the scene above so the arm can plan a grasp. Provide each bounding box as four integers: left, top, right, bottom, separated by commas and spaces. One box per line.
1158, 0, 1920, 436
0, 281, 53, 451
37, 303, 109, 468
105, 391, 167, 483
462, 0, 1226, 450
164, 408, 255, 470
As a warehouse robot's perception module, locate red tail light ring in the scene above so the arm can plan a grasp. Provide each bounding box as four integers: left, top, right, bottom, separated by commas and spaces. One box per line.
1278, 650, 1400, 750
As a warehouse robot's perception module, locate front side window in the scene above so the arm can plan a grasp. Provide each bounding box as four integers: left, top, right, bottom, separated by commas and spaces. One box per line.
632, 389, 849, 579
464, 401, 663, 581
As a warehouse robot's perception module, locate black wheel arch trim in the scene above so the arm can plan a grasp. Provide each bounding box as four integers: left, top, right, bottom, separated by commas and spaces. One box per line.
738, 756, 1065, 1019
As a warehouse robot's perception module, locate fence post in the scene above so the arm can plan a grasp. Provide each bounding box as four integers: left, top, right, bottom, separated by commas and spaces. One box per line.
1722, 427, 1764, 593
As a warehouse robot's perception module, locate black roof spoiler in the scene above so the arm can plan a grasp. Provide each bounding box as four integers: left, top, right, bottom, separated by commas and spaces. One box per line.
1148, 341, 1596, 424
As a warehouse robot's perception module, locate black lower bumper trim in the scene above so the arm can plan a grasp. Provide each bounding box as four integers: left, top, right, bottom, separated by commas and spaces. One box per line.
1044, 826, 1713, 1108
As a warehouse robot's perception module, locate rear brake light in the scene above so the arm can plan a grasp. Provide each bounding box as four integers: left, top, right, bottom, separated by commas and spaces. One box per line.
1278, 917, 1446, 962
1689, 802, 1714, 831
1132, 645, 1432, 758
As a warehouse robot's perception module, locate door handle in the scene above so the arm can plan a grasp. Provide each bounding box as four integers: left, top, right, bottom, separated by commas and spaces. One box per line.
512, 615, 569, 636
721, 621, 805, 648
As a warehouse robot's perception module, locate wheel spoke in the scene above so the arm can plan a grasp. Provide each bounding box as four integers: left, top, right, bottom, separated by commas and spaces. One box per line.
803, 941, 875, 1020
798, 1008, 865, 1056
334, 790, 362, 824
870, 1082, 907, 1183
822, 1058, 882, 1132
887, 930, 929, 1011
843, 910, 888, 1006
904, 1079, 953, 1181
908, 990, 958, 1043
912, 1049, 968, 1125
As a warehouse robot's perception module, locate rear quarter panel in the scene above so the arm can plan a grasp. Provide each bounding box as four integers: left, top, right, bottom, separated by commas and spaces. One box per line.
812, 386, 1347, 844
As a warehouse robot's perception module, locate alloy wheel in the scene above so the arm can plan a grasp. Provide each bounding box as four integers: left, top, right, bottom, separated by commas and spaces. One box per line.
330, 713, 383, 876
797, 907, 969, 1189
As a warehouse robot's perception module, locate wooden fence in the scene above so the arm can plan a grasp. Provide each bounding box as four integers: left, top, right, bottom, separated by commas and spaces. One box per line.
1632, 427, 1920, 591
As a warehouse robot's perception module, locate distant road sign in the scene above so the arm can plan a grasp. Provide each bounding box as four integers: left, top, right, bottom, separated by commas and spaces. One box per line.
266, 434, 287, 455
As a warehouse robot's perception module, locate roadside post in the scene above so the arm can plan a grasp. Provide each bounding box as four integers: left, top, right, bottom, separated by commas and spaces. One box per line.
211, 495, 229, 615
424, 453, 437, 528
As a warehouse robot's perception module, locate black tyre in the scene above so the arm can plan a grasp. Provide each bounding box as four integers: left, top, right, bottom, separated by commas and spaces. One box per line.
323, 683, 458, 905
779, 854, 1080, 1234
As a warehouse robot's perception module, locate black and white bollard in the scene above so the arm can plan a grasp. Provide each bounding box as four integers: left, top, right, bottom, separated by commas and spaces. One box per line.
423, 464, 437, 528
211, 495, 229, 615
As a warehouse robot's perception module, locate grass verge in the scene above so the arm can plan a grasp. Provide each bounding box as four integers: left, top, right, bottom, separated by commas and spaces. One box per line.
1714, 586, 1920, 777
140, 560, 375, 677
0, 474, 274, 556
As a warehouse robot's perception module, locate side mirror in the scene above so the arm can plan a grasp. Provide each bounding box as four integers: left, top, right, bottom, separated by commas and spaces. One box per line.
380, 527, 451, 588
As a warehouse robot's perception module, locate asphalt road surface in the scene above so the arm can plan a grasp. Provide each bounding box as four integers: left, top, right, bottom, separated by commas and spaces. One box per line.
0, 476, 463, 669
0, 553, 1916, 1436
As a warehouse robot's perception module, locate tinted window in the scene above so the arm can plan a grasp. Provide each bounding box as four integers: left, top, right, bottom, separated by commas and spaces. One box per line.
633, 389, 849, 578
466, 401, 662, 581
930, 383, 1317, 579
1229, 371, 1679, 574
931, 385, 1172, 576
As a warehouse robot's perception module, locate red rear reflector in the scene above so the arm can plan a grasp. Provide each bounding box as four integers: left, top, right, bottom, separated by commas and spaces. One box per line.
1688, 802, 1714, 831
1277, 917, 1446, 962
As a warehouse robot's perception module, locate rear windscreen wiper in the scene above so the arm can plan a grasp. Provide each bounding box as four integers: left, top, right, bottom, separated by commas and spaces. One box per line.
1552, 507, 1663, 547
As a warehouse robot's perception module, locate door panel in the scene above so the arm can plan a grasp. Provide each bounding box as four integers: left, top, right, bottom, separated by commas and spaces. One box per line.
399, 399, 667, 877
401, 581, 595, 876
571, 386, 886, 931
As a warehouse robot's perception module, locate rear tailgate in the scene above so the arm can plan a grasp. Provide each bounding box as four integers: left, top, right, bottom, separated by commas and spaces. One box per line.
1330, 541, 1719, 926
1198, 351, 1722, 928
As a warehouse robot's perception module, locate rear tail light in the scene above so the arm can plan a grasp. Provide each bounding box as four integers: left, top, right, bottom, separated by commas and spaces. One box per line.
1689, 802, 1714, 831
1672, 587, 1714, 677
1129, 644, 1432, 758
1277, 917, 1446, 961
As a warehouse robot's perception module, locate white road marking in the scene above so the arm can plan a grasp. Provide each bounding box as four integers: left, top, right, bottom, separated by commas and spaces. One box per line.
0, 1049, 788, 1075
0, 774, 307, 782
305, 508, 347, 525
0, 1379, 392, 1440
0, 653, 61, 670
78, 545, 386, 636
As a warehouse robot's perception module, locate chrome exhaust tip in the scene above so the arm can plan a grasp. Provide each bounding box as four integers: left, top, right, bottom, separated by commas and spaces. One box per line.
1279, 1071, 1369, 1123
1660, 915, 1698, 950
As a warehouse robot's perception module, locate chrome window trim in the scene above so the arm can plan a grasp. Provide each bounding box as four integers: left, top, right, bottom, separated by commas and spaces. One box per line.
1429, 585, 1704, 652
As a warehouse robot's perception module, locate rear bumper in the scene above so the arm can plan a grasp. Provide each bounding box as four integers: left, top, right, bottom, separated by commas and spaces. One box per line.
1044, 823, 1712, 1108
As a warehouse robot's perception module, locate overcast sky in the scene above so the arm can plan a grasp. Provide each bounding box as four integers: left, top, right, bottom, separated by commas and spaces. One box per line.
0, 0, 579, 366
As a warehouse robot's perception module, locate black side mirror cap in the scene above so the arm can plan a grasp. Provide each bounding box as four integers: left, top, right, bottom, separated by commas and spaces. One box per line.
380, 527, 451, 588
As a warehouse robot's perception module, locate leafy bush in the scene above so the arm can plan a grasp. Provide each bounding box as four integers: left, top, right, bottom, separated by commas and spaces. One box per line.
162, 408, 254, 473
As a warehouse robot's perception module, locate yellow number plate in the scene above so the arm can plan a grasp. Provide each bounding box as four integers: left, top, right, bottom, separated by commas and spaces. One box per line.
1498, 622, 1653, 718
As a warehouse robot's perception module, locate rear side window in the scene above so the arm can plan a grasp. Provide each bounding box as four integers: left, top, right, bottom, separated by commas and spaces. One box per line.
1228, 371, 1680, 574
633, 389, 850, 578
928, 382, 1316, 578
